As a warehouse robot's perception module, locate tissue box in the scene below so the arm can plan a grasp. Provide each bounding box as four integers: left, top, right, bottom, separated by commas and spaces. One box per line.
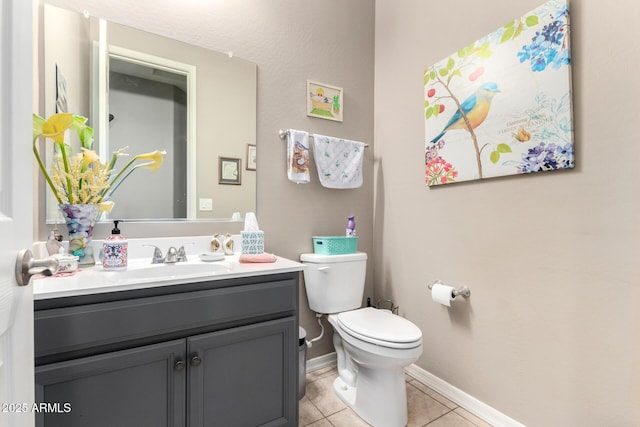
241, 231, 264, 254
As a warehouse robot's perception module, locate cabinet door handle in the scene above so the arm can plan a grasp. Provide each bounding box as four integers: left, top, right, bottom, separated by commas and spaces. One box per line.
190, 354, 202, 367
175, 360, 186, 371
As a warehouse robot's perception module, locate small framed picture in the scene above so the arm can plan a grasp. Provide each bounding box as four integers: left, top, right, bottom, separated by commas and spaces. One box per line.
307, 80, 343, 122
218, 157, 242, 185
246, 144, 256, 171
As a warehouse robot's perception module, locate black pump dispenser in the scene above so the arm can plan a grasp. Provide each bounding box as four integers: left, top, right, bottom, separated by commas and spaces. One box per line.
103, 220, 128, 270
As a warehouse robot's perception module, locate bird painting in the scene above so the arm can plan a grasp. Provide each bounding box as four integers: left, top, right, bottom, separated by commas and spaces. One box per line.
430, 82, 501, 144
424, 0, 573, 186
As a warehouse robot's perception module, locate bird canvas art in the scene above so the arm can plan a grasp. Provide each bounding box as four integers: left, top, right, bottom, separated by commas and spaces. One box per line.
424, 0, 573, 186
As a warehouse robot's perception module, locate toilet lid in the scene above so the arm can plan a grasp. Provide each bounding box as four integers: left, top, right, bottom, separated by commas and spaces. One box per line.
336, 307, 422, 349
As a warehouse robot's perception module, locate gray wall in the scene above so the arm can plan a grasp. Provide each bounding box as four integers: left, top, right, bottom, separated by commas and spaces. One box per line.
374, 0, 639, 425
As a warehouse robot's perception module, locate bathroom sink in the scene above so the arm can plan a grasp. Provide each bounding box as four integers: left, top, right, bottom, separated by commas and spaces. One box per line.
33, 259, 235, 298
102, 260, 232, 283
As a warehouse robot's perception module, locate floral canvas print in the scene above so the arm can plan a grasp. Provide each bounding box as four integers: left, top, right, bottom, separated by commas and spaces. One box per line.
424, 0, 573, 186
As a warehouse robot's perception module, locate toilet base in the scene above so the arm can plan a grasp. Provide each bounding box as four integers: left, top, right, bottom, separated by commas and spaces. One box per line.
333, 376, 357, 406
333, 366, 408, 427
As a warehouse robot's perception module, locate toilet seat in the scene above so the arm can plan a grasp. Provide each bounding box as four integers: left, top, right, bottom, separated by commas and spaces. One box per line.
335, 307, 422, 349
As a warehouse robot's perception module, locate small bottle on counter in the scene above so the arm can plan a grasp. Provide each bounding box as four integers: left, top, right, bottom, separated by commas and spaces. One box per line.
45, 229, 65, 255
346, 215, 356, 237
103, 220, 128, 270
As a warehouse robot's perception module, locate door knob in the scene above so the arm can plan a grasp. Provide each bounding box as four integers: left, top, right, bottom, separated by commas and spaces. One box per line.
174, 360, 186, 371
15, 249, 59, 286
190, 354, 202, 367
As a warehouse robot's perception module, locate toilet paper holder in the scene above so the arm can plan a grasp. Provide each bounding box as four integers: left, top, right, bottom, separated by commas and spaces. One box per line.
428, 280, 471, 298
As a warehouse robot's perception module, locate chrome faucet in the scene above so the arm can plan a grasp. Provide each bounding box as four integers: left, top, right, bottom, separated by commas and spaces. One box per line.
143, 244, 191, 264
177, 246, 188, 262
143, 245, 165, 264
164, 247, 179, 263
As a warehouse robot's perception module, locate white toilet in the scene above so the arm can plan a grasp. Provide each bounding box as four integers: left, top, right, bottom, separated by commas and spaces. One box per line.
300, 252, 423, 427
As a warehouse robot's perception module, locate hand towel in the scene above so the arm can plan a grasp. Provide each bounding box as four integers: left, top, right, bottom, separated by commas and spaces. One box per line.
311, 134, 366, 189
287, 130, 310, 184
239, 253, 277, 263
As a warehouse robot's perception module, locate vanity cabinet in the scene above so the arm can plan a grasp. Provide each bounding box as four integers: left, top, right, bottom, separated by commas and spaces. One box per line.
34, 272, 299, 427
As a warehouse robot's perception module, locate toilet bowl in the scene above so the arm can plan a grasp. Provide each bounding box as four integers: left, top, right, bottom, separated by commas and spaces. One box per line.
329, 307, 422, 427
300, 253, 423, 427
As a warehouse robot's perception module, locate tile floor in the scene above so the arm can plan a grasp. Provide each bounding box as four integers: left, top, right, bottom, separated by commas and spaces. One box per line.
299, 366, 494, 427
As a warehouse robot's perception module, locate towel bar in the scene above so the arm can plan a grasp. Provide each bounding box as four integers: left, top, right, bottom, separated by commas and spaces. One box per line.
278, 129, 369, 147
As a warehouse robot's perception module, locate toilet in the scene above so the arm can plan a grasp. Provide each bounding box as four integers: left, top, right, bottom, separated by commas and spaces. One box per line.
300, 252, 423, 427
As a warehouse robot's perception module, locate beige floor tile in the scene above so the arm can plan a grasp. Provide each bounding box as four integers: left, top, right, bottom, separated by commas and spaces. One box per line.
301, 366, 497, 427
408, 380, 457, 410
305, 418, 334, 427
299, 396, 325, 426
453, 408, 494, 427
327, 407, 373, 427
425, 411, 477, 427
307, 366, 338, 383
305, 373, 347, 417
406, 382, 451, 427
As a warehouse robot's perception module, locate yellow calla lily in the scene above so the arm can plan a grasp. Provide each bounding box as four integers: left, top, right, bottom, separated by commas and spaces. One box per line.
33, 112, 166, 207
98, 201, 114, 212
41, 113, 74, 143
134, 150, 166, 172
81, 148, 100, 167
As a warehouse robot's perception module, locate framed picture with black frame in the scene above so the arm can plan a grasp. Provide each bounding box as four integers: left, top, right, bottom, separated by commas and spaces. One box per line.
218, 157, 242, 185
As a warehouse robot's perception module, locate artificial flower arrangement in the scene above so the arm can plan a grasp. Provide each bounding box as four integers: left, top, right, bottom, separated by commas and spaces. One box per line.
32, 112, 166, 213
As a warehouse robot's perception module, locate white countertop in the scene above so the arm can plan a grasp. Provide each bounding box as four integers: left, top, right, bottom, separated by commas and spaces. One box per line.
33, 254, 305, 300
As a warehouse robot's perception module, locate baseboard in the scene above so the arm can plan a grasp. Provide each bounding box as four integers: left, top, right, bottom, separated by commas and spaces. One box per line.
306, 352, 337, 373
404, 364, 525, 427
305, 354, 523, 426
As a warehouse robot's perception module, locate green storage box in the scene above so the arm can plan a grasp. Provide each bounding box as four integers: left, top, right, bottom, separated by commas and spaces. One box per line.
312, 236, 358, 255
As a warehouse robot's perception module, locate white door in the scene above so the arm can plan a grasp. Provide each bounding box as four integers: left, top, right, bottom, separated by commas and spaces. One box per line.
0, 0, 35, 426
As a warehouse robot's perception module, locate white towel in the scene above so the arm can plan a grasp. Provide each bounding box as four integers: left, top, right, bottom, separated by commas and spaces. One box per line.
311, 134, 366, 189
287, 130, 310, 184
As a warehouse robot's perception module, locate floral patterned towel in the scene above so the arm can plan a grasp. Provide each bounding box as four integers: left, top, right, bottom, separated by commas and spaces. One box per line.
311, 134, 366, 189
287, 129, 310, 184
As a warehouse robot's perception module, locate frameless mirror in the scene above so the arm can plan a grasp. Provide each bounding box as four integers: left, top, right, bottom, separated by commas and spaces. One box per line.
42, 4, 257, 222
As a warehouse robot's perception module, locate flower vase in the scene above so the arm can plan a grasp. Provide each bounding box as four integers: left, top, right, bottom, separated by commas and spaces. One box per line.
59, 203, 99, 266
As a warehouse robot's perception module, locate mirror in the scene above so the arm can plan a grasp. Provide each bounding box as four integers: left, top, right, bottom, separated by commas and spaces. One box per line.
42, 4, 257, 222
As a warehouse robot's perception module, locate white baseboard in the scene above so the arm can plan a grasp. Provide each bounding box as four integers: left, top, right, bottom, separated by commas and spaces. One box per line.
305, 354, 523, 427
306, 352, 337, 373
404, 364, 525, 427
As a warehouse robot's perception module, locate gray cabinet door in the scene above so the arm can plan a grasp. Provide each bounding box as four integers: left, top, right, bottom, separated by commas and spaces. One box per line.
35, 339, 186, 427
187, 317, 297, 427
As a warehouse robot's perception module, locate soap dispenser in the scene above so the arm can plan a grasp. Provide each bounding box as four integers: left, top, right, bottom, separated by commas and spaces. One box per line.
103, 220, 128, 270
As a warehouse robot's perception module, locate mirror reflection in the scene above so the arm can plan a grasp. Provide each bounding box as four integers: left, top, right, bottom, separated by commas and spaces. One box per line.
106, 52, 190, 219
42, 4, 257, 222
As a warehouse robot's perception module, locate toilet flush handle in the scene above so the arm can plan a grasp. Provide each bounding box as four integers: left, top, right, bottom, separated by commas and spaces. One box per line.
316, 266, 330, 272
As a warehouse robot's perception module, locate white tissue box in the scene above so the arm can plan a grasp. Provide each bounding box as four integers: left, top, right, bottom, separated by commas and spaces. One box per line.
241, 231, 264, 254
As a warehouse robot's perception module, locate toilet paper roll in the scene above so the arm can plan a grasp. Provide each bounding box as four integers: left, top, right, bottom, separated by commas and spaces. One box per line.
431, 283, 456, 307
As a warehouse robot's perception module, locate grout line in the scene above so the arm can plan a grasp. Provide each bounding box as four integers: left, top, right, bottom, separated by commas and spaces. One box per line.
423, 408, 456, 426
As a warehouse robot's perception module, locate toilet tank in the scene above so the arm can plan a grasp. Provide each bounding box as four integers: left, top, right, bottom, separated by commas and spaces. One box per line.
300, 252, 367, 314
